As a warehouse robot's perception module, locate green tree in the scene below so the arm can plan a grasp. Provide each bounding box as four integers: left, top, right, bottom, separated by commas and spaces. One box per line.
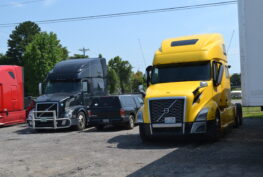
98, 54, 103, 58
131, 71, 144, 92
230, 73, 241, 88
6, 21, 41, 65
23, 32, 68, 96
108, 56, 132, 93
107, 67, 120, 94
69, 54, 88, 59
0, 53, 8, 65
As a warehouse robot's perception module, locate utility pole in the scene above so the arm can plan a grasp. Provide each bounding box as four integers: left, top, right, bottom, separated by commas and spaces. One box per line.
79, 47, 89, 57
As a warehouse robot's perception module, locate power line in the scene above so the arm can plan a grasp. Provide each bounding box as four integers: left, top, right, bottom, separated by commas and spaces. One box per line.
227, 30, 235, 54
79, 47, 89, 56
138, 39, 147, 69
0, 1, 237, 27
0, 0, 46, 8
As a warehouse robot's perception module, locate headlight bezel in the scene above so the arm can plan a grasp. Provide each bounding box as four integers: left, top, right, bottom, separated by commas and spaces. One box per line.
64, 108, 74, 118
195, 108, 209, 122
136, 111, 144, 123
27, 109, 35, 120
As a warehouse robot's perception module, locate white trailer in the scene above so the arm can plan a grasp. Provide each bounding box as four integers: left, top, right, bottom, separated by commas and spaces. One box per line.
238, 0, 263, 106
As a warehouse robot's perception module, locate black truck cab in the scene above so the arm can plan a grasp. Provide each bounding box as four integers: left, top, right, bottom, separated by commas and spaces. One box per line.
27, 58, 107, 130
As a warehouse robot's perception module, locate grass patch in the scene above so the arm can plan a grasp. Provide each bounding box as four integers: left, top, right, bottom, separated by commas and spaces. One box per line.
243, 107, 263, 118
231, 87, 241, 91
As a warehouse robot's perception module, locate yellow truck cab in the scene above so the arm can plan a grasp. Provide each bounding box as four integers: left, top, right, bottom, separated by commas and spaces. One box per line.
137, 33, 242, 141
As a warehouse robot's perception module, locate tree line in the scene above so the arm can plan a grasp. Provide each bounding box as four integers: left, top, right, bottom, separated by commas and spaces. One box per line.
0, 21, 144, 96
0, 21, 241, 96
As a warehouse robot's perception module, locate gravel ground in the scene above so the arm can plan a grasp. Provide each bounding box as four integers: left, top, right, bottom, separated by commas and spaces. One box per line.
0, 118, 262, 177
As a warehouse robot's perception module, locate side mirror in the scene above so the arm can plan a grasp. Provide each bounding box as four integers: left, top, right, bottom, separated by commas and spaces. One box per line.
216, 65, 224, 86
138, 85, 144, 92
213, 63, 217, 82
143, 73, 147, 80
138, 85, 145, 98
38, 83, 42, 95
146, 65, 153, 87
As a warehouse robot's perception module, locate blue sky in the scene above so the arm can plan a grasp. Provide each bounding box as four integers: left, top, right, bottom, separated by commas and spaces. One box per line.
0, 0, 240, 73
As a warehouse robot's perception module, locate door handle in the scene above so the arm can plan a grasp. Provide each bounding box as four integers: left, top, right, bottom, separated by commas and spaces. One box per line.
3, 109, 8, 116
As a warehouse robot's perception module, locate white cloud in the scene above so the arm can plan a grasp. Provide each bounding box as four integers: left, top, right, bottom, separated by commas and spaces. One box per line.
43, 0, 58, 6
9, 1, 24, 8
6, 0, 58, 8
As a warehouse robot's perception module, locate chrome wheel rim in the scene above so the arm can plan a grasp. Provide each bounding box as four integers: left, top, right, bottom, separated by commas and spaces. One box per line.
78, 114, 85, 128
130, 116, 134, 128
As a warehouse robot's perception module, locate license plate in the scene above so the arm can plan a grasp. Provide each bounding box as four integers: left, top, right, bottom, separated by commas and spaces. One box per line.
40, 118, 48, 122
103, 119, 109, 123
164, 117, 176, 124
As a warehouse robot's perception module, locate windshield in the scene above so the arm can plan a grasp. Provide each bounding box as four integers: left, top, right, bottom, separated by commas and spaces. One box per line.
45, 80, 81, 94
151, 62, 211, 84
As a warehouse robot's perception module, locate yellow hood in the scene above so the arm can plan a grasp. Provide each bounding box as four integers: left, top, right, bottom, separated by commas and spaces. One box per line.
146, 81, 202, 99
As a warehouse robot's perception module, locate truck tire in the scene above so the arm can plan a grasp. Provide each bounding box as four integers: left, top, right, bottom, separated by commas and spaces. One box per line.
126, 115, 135, 130
207, 112, 221, 141
234, 106, 240, 128
139, 124, 152, 142
235, 103, 243, 126
74, 112, 86, 131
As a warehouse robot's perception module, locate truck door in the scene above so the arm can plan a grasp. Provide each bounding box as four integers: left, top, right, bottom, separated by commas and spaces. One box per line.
11, 85, 18, 110
0, 84, 3, 123
219, 65, 231, 108
213, 61, 227, 124
213, 61, 233, 125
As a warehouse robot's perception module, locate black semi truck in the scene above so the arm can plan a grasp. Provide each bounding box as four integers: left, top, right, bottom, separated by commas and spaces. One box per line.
27, 58, 107, 130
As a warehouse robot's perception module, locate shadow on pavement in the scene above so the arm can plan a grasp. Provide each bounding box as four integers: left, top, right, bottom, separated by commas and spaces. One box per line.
126, 118, 263, 177
82, 125, 131, 133
14, 124, 129, 134
108, 133, 213, 150
14, 125, 76, 134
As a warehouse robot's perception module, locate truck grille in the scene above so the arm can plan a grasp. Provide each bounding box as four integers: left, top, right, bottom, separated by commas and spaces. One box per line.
36, 102, 58, 118
149, 98, 185, 123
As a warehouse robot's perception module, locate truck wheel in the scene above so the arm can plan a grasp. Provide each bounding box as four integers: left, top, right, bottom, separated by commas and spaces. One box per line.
234, 106, 240, 128
235, 103, 243, 126
95, 125, 104, 131
74, 112, 86, 131
126, 115, 135, 130
139, 124, 152, 142
207, 112, 221, 141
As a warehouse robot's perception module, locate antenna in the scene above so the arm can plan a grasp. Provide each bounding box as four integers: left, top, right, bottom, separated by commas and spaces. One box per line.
227, 30, 235, 55
138, 38, 147, 69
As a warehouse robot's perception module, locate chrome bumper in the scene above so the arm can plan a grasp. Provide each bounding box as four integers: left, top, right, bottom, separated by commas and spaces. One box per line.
29, 111, 72, 129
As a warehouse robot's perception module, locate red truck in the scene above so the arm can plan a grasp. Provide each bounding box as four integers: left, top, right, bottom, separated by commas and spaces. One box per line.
0, 65, 26, 126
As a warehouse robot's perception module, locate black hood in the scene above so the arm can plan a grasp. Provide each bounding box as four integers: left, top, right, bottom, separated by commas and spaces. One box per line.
36, 92, 78, 102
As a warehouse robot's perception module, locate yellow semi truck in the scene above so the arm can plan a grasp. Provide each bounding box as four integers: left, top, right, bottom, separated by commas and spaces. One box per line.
137, 33, 242, 141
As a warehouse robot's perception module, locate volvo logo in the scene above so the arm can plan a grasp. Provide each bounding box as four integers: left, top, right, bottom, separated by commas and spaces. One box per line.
156, 99, 177, 122
163, 108, 169, 114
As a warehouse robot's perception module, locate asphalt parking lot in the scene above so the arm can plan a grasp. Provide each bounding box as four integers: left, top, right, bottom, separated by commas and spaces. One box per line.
0, 118, 263, 177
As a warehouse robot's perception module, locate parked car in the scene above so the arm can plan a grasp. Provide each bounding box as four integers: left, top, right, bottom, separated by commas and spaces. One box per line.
231, 90, 242, 99
88, 95, 143, 130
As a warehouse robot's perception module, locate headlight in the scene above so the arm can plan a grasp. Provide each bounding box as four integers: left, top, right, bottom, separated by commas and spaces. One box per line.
65, 108, 74, 118
27, 109, 35, 120
195, 108, 208, 121
136, 111, 144, 123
